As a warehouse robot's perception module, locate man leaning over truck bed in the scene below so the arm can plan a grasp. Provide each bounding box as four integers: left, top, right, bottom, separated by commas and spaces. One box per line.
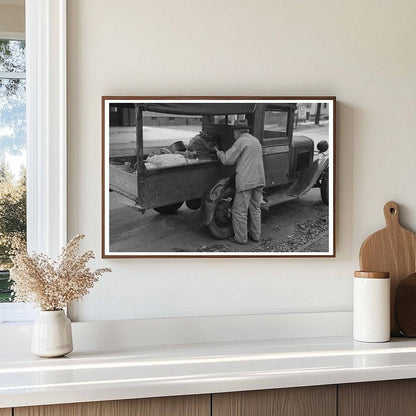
215, 119, 266, 244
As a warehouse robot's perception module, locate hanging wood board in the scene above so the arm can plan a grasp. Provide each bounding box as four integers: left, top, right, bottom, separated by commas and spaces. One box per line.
359, 201, 416, 336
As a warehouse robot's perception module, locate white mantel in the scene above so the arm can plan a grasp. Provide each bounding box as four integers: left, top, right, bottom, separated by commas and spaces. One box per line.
1, 312, 416, 409
2, 330, 416, 409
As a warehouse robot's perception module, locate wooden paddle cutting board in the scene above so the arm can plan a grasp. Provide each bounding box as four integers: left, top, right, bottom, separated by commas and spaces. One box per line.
359, 201, 416, 336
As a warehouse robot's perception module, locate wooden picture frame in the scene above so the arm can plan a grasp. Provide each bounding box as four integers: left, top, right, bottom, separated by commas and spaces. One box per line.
102, 96, 336, 258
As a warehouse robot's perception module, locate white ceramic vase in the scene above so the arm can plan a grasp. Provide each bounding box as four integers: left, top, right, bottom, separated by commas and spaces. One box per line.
31, 310, 73, 358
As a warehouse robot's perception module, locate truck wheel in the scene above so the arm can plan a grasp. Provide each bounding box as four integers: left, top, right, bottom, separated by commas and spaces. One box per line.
320, 168, 329, 205
186, 198, 201, 210
207, 187, 235, 239
154, 202, 183, 215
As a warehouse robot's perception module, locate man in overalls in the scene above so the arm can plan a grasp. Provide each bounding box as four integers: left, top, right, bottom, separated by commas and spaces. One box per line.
215, 119, 265, 244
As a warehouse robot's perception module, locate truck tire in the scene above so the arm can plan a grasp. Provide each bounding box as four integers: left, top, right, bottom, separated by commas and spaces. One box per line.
207, 187, 235, 239
320, 168, 329, 205
154, 202, 183, 215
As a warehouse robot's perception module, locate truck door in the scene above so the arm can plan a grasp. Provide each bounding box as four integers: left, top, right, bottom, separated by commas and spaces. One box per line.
261, 107, 292, 187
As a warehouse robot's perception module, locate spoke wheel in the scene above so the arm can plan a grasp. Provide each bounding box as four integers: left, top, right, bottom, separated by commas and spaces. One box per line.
207, 187, 235, 239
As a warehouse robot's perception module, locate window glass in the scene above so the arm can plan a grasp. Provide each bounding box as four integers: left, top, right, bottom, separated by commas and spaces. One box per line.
0, 39, 27, 303
263, 110, 288, 140
0, 40, 25, 73
209, 114, 245, 125
210, 115, 227, 125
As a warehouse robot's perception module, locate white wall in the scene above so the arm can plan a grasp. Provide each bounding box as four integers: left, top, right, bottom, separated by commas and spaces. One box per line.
67, 0, 416, 322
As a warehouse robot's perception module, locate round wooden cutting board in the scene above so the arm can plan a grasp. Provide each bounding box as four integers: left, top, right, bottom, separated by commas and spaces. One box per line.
359, 201, 416, 336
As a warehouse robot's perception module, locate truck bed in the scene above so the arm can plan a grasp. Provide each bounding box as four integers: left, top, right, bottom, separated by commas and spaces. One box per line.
109, 160, 232, 209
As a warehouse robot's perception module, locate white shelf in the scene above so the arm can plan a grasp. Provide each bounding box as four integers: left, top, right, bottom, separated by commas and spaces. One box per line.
2, 335, 416, 408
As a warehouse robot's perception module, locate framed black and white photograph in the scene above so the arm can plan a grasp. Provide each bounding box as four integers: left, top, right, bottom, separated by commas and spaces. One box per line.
102, 97, 336, 258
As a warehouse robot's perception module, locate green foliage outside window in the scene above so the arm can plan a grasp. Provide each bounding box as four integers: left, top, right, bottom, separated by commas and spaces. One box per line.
0, 39, 27, 302
0, 161, 26, 302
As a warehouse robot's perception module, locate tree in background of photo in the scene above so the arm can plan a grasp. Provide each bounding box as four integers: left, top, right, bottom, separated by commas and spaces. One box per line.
314, 103, 321, 125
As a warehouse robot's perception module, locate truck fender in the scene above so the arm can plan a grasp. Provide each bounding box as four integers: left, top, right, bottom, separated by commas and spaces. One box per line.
316, 156, 329, 180
286, 155, 329, 198
200, 175, 235, 226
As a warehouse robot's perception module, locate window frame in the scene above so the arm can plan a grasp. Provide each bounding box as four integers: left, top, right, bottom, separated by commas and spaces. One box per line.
262, 107, 290, 147
0, 31, 26, 314
0, 0, 67, 323
0, 32, 24, 41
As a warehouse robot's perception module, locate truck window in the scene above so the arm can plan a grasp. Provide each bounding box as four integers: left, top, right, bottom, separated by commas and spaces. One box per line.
208, 114, 245, 125
263, 110, 289, 142
211, 115, 227, 124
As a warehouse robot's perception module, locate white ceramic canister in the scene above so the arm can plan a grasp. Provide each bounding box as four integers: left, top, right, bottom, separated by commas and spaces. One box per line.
353, 271, 390, 343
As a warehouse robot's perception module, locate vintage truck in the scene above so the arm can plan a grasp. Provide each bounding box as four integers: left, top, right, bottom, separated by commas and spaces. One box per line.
109, 102, 330, 239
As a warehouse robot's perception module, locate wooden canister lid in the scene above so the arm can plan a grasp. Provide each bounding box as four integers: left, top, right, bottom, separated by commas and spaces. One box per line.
354, 271, 390, 279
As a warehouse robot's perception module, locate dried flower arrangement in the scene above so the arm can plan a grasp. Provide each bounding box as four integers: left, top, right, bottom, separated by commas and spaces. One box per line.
10, 234, 111, 311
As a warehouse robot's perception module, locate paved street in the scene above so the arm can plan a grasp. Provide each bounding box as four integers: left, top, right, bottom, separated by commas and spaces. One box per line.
109, 188, 329, 254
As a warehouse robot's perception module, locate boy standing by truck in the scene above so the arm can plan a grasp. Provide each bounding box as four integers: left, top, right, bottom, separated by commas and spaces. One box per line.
215, 119, 265, 244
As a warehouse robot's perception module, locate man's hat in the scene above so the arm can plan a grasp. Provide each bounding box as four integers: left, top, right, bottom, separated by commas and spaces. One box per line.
233, 119, 249, 129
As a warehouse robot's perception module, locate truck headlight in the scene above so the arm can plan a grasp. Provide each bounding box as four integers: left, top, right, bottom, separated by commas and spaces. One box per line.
317, 140, 329, 153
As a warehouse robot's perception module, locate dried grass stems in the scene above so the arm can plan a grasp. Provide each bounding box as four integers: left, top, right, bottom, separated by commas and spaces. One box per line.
10, 234, 111, 310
